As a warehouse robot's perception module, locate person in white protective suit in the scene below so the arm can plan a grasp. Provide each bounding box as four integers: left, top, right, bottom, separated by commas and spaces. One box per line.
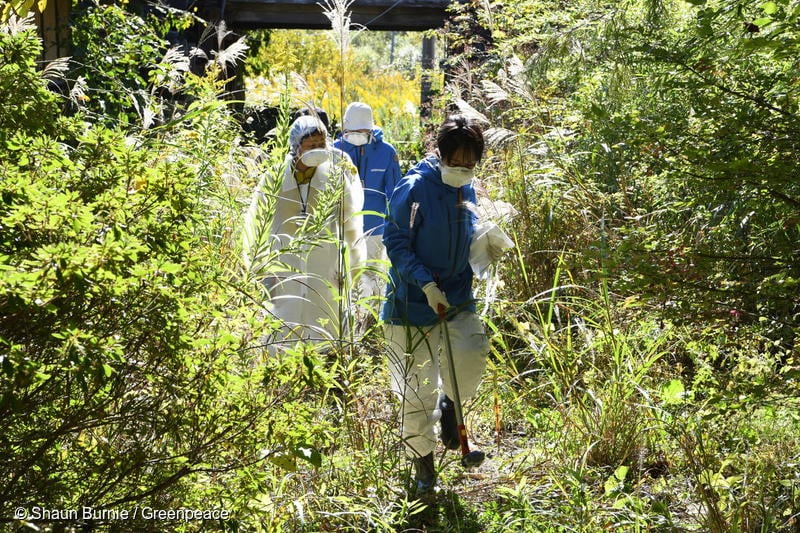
243, 114, 366, 350
381, 114, 512, 495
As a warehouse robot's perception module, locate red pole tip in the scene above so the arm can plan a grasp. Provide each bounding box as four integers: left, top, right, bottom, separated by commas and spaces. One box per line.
458, 424, 470, 454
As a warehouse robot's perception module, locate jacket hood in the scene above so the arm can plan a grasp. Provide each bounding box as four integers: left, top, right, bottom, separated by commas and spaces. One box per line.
417, 154, 446, 186
419, 154, 474, 191
336, 127, 385, 146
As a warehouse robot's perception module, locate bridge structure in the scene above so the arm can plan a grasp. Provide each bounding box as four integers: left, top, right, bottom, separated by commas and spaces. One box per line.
195, 0, 452, 32
34, 0, 454, 120
190, 0, 450, 117
36, 0, 453, 60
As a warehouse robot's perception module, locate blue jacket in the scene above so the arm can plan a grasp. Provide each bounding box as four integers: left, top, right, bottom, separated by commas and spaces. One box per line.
381, 155, 478, 326
334, 128, 402, 236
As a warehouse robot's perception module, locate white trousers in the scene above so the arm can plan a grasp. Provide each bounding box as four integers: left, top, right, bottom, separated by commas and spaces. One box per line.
361, 234, 389, 303
267, 243, 352, 351
384, 312, 489, 458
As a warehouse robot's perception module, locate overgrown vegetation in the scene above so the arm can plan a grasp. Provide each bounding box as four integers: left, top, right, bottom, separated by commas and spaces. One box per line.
2, 0, 799, 531
245, 27, 431, 163
454, 0, 800, 531
1, 11, 325, 531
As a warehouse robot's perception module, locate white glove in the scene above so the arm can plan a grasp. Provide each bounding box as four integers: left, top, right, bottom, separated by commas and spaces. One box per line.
422, 282, 449, 316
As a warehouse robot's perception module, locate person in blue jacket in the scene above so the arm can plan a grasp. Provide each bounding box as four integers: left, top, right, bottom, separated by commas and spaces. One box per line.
334, 102, 402, 313
382, 114, 497, 495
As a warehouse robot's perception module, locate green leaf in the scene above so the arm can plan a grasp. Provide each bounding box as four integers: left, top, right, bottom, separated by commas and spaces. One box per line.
742, 37, 782, 50
661, 379, 686, 405
603, 466, 629, 498
761, 1, 778, 15
13, 0, 35, 16
160, 262, 182, 274
269, 453, 296, 472
604, 473, 620, 496
294, 445, 322, 468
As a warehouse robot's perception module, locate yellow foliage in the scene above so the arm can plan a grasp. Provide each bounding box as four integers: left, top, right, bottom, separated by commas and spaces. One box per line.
260, 30, 341, 78
3, 0, 46, 21
246, 30, 420, 138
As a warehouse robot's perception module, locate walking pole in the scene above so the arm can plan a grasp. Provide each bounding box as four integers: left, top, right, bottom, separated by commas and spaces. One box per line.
438, 305, 486, 468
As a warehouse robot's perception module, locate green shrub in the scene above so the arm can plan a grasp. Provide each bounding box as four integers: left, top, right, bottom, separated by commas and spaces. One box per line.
0, 17, 63, 141
70, 1, 194, 127
0, 20, 324, 530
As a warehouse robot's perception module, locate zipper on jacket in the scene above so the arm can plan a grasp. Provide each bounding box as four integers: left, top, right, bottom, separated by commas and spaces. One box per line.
359, 146, 366, 188
450, 188, 464, 278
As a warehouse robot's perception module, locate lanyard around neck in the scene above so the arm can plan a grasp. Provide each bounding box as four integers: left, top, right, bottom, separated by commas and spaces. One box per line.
293, 165, 316, 215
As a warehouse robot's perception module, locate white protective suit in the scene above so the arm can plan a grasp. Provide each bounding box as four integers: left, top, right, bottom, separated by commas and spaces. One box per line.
244, 147, 366, 348
384, 313, 489, 458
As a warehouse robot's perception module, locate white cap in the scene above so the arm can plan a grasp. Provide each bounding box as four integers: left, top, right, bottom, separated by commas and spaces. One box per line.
343, 102, 374, 131
289, 115, 327, 154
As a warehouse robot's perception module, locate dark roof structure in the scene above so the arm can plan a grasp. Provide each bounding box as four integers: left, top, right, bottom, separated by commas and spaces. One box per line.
195, 0, 451, 31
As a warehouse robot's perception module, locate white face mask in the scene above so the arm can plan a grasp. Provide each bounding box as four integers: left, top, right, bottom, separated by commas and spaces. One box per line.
440, 164, 474, 187
344, 132, 370, 146
299, 148, 329, 167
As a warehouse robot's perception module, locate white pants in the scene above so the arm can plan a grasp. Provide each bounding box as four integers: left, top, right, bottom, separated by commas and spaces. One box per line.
384, 312, 489, 458
267, 242, 353, 351
362, 235, 389, 303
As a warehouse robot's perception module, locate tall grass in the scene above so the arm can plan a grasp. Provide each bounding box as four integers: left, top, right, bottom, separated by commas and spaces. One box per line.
243, 0, 800, 530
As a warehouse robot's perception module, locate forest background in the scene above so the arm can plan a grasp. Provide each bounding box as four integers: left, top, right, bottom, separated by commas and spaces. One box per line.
1, 0, 798, 531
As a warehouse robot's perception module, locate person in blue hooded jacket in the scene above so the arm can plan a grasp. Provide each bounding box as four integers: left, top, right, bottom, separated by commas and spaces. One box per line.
382, 114, 502, 495
334, 102, 402, 311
